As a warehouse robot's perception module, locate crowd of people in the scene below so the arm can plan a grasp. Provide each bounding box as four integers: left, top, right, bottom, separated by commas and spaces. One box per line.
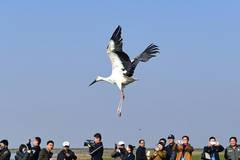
112, 135, 240, 160
0, 134, 240, 160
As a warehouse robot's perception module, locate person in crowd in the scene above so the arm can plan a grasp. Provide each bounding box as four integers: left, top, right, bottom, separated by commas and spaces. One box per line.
165, 134, 178, 160
57, 141, 77, 160
159, 138, 167, 149
38, 140, 54, 160
136, 139, 147, 160
126, 145, 135, 160
111, 141, 128, 160
88, 133, 104, 160
201, 136, 224, 160
31, 137, 41, 160
176, 136, 194, 160
149, 142, 166, 160
26, 137, 41, 160
0, 139, 11, 160
224, 137, 240, 160
15, 144, 32, 160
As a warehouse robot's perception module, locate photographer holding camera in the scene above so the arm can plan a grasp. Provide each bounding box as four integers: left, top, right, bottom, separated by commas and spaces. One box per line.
57, 141, 77, 160
201, 137, 224, 160
176, 136, 194, 160
15, 144, 33, 160
86, 133, 104, 160
111, 141, 128, 160
149, 142, 166, 160
28, 137, 41, 160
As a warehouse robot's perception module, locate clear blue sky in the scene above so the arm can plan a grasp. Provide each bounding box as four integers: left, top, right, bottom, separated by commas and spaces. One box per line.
0, 1, 240, 148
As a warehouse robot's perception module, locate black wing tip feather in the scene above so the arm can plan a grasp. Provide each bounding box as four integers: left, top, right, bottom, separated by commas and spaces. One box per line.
146, 43, 160, 53
136, 43, 160, 62
109, 25, 123, 52
125, 43, 159, 77
143, 43, 160, 58
111, 25, 122, 41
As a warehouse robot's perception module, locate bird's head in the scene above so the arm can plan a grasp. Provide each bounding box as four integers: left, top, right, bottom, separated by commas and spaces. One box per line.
89, 76, 102, 86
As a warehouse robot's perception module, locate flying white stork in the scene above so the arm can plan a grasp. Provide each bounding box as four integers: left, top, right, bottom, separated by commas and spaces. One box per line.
89, 25, 159, 117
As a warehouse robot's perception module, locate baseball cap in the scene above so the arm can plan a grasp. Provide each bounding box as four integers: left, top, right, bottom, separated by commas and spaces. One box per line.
118, 141, 125, 146
128, 144, 135, 151
167, 134, 175, 139
62, 141, 70, 147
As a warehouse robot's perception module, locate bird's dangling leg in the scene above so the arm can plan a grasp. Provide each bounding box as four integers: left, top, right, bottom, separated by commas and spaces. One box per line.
117, 90, 125, 117
121, 90, 125, 100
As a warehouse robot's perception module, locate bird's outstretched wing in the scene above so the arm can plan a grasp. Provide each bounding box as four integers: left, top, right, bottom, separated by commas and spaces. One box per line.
126, 44, 159, 77
107, 26, 131, 74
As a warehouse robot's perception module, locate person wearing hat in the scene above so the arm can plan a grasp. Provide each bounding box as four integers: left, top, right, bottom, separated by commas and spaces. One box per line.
15, 144, 33, 160
126, 145, 135, 160
159, 138, 167, 148
111, 141, 128, 160
149, 142, 166, 160
0, 139, 11, 160
57, 141, 77, 160
165, 134, 178, 160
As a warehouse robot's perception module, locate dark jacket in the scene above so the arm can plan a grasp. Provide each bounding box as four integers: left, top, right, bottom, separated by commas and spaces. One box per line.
224, 145, 240, 160
15, 151, 32, 160
201, 145, 224, 160
0, 148, 11, 160
57, 149, 77, 160
89, 142, 104, 160
31, 146, 41, 160
136, 147, 147, 160
38, 149, 53, 160
127, 153, 135, 160
111, 148, 128, 160
166, 143, 178, 160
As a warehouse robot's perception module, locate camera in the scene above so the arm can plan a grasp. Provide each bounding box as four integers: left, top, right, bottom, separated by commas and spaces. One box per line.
210, 141, 216, 145
176, 140, 183, 144
83, 139, 95, 147
26, 139, 32, 150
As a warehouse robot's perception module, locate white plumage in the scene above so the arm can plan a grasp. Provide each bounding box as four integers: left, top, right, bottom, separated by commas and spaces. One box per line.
89, 25, 159, 117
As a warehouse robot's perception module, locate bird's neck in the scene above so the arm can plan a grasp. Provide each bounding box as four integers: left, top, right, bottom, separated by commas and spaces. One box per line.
98, 76, 113, 84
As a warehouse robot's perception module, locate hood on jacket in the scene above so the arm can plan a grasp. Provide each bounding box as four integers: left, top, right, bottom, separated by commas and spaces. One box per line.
19, 144, 27, 153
